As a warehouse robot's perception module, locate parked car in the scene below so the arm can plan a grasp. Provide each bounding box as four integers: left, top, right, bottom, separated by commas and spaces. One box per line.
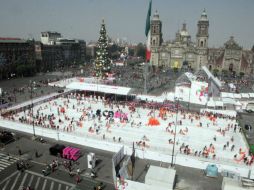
0, 130, 15, 144
58, 89, 64, 93
49, 144, 65, 157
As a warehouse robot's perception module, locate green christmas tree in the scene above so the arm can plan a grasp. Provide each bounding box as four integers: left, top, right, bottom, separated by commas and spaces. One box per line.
94, 19, 111, 78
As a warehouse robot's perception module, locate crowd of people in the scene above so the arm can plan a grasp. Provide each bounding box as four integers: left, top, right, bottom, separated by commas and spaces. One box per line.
111, 65, 175, 93
3, 91, 251, 166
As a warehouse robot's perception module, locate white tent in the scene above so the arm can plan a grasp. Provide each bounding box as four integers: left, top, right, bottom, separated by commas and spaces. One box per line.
200, 109, 237, 117
233, 94, 242, 99
221, 92, 234, 98
207, 100, 216, 107
136, 95, 165, 103
66, 82, 132, 95
241, 93, 250, 98
222, 98, 237, 105
215, 101, 224, 107
249, 93, 254, 98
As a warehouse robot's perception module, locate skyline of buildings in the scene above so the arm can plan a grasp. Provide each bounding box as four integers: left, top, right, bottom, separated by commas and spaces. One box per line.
0, 0, 253, 49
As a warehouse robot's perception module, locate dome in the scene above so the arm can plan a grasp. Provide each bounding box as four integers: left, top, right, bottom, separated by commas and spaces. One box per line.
180, 30, 189, 36
180, 23, 190, 36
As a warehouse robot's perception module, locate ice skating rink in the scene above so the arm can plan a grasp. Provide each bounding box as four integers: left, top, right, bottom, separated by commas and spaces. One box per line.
1, 92, 252, 177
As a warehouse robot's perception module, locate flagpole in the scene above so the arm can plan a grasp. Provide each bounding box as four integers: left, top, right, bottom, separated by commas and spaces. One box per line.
144, 0, 152, 94
144, 62, 148, 94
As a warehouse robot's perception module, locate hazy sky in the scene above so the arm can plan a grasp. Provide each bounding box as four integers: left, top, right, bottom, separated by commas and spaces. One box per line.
0, 0, 253, 49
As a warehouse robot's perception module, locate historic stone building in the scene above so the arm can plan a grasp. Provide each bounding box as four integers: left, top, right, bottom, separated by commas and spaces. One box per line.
0, 38, 36, 79
150, 9, 253, 76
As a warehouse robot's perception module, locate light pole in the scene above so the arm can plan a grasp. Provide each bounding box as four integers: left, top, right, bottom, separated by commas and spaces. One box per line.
171, 97, 182, 167
30, 80, 36, 138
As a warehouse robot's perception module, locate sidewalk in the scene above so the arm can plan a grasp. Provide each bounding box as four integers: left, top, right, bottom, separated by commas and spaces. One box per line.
2, 137, 114, 189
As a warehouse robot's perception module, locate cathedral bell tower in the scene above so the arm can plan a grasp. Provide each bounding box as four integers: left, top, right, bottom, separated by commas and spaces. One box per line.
196, 9, 209, 69
150, 10, 162, 67
150, 10, 162, 47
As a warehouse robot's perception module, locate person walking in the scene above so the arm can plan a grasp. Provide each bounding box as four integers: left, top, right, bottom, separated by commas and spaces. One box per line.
18, 148, 22, 156
75, 175, 81, 184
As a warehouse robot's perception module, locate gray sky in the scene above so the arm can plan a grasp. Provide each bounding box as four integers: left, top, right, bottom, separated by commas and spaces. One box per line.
0, 0, 253, 49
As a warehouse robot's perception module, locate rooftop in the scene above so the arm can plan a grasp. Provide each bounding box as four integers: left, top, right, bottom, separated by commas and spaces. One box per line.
0, 37, 27, 43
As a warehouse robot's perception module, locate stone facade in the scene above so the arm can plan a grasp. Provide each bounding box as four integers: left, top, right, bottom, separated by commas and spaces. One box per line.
150, 9, 253, 76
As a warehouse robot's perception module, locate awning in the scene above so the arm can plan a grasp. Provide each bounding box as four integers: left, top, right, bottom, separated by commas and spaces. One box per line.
200, 108, 236, 117
215, 101, 224, 107
66, 82, 132, 95
241, 93, 250, 98
222, 98, 236, 105
136, 95, 165, 103
221, 92, 234, 98
234, 101, 242, 106
248, 93, 254, 98
207, 100, 215, 107
233, 94, 242, 99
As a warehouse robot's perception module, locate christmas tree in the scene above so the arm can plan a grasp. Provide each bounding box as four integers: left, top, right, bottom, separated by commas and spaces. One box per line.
94, 19, 111, 78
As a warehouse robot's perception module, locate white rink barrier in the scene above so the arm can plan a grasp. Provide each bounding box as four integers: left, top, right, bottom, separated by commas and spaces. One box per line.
0, 119, 252, 178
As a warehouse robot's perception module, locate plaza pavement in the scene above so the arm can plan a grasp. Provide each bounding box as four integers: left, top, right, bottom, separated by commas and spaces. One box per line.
0, 130, 224, 190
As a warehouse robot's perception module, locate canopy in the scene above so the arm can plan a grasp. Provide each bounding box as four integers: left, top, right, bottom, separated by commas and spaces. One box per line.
249, 93, 254, 98
136, 95, 165, 103
200, 108, 237, 117
66, 82, 132, 96
222, 98, 237, 105
221, 92, 234, 98
233, 94, 242, 99
241, 93, 250, 98
207, 100, 215, 107
215, 101, 224, 107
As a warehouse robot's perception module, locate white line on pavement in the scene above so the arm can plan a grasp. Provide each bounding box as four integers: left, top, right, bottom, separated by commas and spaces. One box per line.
0, 171, 19, 185
26, 170, 75, 187
19, 172, 28, 189
2, 179, 10, 190
58, 183, 62, 190
28, 174, 34, 186
35, 177, 41, 190
10, 171, 21, 190
49, 181, 54, 190
42, 179, 47, 190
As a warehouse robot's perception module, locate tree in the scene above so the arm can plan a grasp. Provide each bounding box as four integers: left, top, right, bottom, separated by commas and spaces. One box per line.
239, 72, 245, 78
16, 64, 36, 77
128, 48, 135, 56
213, 69, 219, 76
221, 69, 228, 77
135, 43, 146, 59
94, 19, 111, 78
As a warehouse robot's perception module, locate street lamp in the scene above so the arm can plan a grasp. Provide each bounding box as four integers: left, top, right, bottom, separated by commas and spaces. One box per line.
171, 97, 182, 167
30, 80, 36, 137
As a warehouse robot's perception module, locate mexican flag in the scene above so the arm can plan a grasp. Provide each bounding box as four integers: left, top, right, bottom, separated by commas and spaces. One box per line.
145, 0, 152, 62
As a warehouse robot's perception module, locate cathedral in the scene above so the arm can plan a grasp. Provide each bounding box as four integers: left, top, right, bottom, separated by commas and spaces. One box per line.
150, 9, 253, 76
